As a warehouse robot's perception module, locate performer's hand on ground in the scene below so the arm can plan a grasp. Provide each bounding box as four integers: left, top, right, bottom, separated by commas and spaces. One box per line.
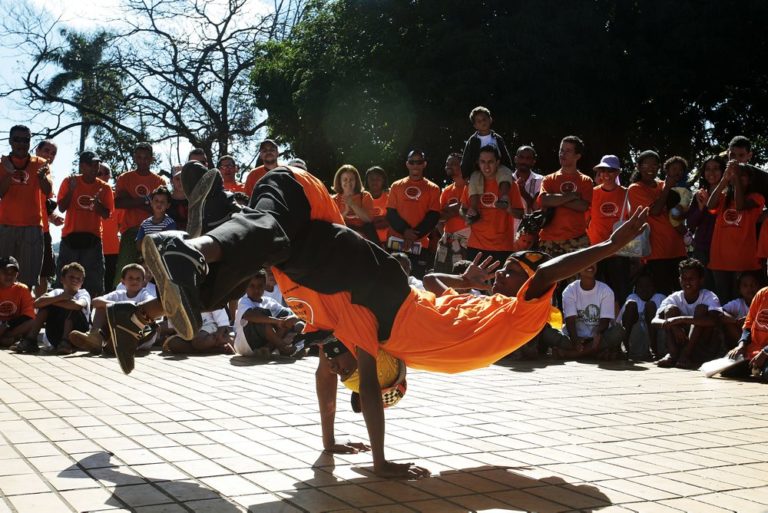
324, 441, 370, 454
463, 252, 500, 290
374, 460, 431, 479
609, 207, 649, 248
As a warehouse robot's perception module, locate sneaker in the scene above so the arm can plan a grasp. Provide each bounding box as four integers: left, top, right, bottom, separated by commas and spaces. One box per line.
14, 338, 39, 354
106, 302, 146, 374
56, 341, 74, 355
141, 231, 206, 340
181, 162, 241, 238
70, 330, 104, 352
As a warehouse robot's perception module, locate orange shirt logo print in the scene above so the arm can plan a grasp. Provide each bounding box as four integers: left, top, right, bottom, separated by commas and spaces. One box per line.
560, 181, 577, 194
285, 297, 315, 325
404, 186, 422, 201
77, 195, 96, 211
0, 301, 18, 317
11, 170, 29, 184
135, 184, 150, 197
723, 209, 743, 226
600, 202, 619, 217
480, 192, 497, 208
755, 309, 768, 331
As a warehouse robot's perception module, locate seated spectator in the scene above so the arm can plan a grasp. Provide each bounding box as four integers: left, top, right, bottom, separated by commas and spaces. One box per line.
392, 252, 425, 291
552, 264, 624, 360
723, 275, 768, 380
135, 186, 176, 250
163, 308, 232, 354
17, 262, 90, 355
721, 271, 762, 352
619, 271, 665, 361
0, 256, 35, 348
652, 258, 722, 369
69, 264, 157, 353
264, 267, 283, 305
233, 272, 304, 357
513, 213, 543, 251
450, 259, 484, 296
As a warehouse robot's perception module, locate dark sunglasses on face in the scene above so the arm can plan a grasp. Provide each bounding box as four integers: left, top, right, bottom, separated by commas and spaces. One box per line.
11, 137, 31, 143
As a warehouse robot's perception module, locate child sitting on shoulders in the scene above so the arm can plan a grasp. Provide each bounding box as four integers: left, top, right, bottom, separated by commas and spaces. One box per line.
0, 257, 35, 349
233, 270, 304, 358
69, 263, 157, 354
460, 106, 514, 223
721, 271, 762, 351
619, 271, 665, 361
652, 258, 722, 369
552, 263, 624, 360
136, 185, 176, 250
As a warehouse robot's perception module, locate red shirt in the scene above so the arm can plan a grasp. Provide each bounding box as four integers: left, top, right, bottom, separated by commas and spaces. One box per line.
0, 155, 47, 227
58, 177, 115, 237
386, 176, 441, 247
244, 165, 269, 196
587, 185, 627, 244
539, 170, 594, 241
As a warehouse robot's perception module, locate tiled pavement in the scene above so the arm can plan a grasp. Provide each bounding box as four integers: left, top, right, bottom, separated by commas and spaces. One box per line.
1, 349, 768, 513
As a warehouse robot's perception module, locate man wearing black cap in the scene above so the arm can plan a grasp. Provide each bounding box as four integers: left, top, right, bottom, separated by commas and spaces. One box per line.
244, 139, 280, 197
56, 151, 115, 298
0, 125, 53, 289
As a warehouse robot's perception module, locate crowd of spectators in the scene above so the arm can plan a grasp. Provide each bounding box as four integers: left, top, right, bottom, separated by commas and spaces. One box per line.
2, 108, 768, 380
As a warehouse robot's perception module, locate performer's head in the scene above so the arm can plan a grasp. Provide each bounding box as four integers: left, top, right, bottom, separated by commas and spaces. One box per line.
492, 251, 551, 296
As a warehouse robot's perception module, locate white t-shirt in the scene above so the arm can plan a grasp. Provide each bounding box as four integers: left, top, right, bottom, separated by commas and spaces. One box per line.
234, 294, 290, 356
47, 288, 91, 318
263, 285, 283, 305
562, 280, 615, 338
116, 282, 158, 297
657, 289, 722, 317
100, 287, 156, 305
722, 298, 749, 319
200, 309, 230, 334
617, 293, 665, 323
478, 133, 496, 149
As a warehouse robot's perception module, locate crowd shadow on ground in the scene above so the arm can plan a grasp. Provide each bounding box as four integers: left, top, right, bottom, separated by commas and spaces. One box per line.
60, 452, 613, 512
496, 355, 650, 373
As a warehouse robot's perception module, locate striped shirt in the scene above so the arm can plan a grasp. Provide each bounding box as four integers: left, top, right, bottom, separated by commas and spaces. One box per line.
136, 214, 177, 241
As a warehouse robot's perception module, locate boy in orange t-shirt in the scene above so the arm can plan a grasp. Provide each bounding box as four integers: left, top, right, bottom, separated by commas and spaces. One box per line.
0, 256, 35, 348
725, 281, 768, 380
538, 136, 593, 257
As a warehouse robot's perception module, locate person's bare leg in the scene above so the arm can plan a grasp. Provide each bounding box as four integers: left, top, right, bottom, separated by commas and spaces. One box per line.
644, 301, 658, 358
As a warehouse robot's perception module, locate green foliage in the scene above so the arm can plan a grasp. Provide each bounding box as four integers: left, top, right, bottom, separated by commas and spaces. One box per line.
251, 0, 768, 183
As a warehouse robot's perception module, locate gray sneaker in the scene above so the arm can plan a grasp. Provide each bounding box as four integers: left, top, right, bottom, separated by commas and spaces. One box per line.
106, 302, 144, 374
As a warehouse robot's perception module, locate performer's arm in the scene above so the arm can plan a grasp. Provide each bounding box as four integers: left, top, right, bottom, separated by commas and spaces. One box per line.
315, 354, 369, 454
357, 348, 430, 479
526, 207, 649, 300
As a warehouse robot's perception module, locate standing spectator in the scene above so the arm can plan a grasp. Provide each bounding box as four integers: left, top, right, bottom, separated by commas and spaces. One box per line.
460, 146, 524, 264
331, 165, 377, 242
98, 164, 120, 293
166, 165, 189, 232
460, 106, 514, 223
187, 148, 208, 166
538, 136, 593, 258
587, 155, 630, 304
0, 125, 53, 289
706, 161, 764, 302
135, 186, 177, 250
365, 166, 390, 246
113, 142, 166, 286
0, 256, 35, 348
57, 151, 114, 298
512, 145, 544, 215
244, 139, 280, 196
434, 153, 469, 272
686, 156, 725, 291
34, 139, 62, 296
628, 150, 687, 295
386, 149, 442, 278
218, 155, 245, 193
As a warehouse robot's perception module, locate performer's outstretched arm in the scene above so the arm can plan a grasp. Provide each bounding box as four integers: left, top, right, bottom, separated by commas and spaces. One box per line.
526, 207, 649, 300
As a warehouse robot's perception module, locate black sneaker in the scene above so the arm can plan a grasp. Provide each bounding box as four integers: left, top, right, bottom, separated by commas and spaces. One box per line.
106, 302, 145, 374
141, 231, 206, 340
14, 338, 39, 354
181, 162, 241, 237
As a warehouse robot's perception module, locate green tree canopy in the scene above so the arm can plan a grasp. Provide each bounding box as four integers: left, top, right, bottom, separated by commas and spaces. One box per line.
251, 0, 768, 184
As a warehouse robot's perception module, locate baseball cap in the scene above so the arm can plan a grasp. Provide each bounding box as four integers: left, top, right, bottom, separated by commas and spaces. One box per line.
594, 154, 621, 172
80, 151, 102, 164
259, 139, 278, 151
407, 149, 426, 160
0, 256, 20, 270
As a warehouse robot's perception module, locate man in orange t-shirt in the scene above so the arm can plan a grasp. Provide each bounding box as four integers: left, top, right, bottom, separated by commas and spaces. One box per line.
35, 139, 62, 296
0, 125, 53, 288
218, 155, 246, 193
244, 139, 280, 197
460, 146, 524, 264
538, 135, 593, 258
57, 152, 115, 297
113, 142, 166, 287
386, 150, 441, 277
434, 153, 469, 272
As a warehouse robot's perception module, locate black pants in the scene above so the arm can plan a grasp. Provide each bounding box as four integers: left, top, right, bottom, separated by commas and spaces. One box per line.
202, 168, 410, 341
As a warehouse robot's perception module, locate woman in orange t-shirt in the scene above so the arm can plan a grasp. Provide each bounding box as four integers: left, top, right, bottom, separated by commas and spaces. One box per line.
364, 166, 390, 245
706, 162, 765, 302
331, 165, 377, 243
587, 156, 631, 303
627, 151, 687, 294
